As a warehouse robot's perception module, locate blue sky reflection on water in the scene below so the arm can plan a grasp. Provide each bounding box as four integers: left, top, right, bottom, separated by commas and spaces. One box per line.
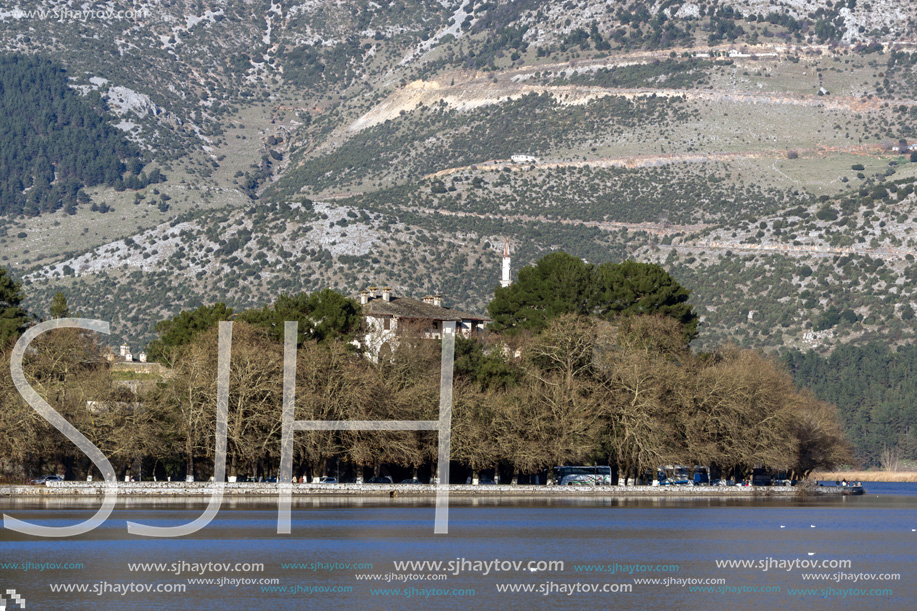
1, 488, 916, 610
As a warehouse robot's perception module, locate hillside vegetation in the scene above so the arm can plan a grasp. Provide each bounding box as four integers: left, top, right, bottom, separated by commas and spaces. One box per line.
2, 1, 917, 467
0, 54, 154, 216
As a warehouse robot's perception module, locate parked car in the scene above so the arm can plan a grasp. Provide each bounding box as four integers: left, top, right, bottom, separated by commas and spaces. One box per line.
399, 478, 423, 484
477, 477, 497, 485
366, 476, 393, 484
318, 476, 338, 484
30, 475, 62, 485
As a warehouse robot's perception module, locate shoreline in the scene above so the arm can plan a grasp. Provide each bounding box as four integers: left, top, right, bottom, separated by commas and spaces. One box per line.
0, 482, 855, 497
812, 471, 917, 482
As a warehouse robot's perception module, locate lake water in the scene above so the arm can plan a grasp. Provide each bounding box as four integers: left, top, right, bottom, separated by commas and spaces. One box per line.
2, 484, 915, 609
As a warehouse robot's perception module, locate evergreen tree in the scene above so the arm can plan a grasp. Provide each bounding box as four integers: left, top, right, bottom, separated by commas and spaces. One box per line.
50, 291, 69, 319
784, 344, 917, 466
592, 261, 698, 340
0, 267, 30, 346
487, 251, 593, 333
487, 251, 697, 339
146, 303, 234, 363
0, 53, 153, 215
238, 289, 362, 345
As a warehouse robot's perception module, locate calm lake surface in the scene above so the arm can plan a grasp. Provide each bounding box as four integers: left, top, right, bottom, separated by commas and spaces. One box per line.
2, 484, 915, 610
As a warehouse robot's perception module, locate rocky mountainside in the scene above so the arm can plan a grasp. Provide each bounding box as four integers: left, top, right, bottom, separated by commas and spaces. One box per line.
3, 0, 917, 350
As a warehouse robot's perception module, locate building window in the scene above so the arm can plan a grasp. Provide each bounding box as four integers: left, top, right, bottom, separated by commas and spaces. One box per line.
384, 318, 391, 330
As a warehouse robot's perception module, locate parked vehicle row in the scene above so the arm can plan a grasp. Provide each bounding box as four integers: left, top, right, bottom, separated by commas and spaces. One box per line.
29, 475, 62, 485
226, 476, 421, 484
548, 465, 797, 487
660, 466, 796, 487
25, 471, 797, 487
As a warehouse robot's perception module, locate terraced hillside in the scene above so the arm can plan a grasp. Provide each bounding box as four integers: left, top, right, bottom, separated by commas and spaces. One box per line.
4, 0, 917, 352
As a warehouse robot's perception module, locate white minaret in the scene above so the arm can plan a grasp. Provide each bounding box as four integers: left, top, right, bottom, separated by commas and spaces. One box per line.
500, 239, 512, 288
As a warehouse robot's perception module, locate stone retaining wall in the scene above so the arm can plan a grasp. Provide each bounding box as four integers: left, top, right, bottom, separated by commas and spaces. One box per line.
0, 482, 806, 497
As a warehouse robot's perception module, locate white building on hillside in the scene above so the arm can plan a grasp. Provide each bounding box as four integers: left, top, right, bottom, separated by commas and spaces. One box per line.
358, 287, 490, 360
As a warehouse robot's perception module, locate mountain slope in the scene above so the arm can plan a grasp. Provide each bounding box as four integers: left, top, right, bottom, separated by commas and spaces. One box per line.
2, 0, 917, 352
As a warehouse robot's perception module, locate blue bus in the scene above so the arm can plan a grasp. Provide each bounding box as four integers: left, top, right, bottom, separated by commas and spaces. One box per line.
553, 466, 612, 486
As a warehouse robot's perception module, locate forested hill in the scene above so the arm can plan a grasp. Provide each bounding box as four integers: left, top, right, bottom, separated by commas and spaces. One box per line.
0, 53, 152, 216
784, 345, 917, 468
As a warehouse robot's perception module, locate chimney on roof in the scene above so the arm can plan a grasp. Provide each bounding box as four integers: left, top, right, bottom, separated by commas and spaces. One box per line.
381, 287, 391, 302
433, 294, 442, 307
423, 295, 434, 305
368, 286, 377, 299
120, 344, 129, 357
359, 290, 370, 305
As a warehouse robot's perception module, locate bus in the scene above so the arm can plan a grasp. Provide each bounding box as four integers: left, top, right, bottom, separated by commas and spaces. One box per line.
553, 465, 612, 486
657, 465, 691, 485
751, 468, 772, 486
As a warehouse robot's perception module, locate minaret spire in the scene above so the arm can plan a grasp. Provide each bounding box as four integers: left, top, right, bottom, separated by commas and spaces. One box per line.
500, 239, 511, 288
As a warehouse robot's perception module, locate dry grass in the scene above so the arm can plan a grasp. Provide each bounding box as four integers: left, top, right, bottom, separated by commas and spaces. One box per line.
812, 471, 917, 482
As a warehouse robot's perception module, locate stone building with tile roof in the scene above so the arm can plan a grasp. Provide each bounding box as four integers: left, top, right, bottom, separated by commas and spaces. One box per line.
357, 287, 489, 359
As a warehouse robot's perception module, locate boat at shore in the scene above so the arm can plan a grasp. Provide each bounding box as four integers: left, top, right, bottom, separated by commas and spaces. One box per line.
814, 483, 866, 495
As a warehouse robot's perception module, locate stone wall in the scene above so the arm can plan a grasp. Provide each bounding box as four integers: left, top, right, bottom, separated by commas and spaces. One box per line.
0, 482, 803, 497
